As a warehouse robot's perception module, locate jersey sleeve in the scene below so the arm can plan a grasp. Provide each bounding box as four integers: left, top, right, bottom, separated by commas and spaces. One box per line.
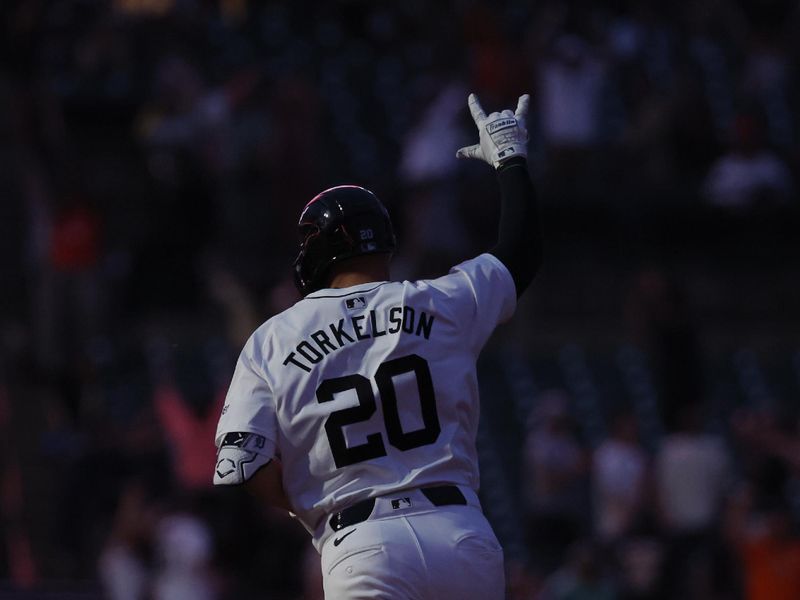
431, 252, 517, 352
213, 334, 278, 485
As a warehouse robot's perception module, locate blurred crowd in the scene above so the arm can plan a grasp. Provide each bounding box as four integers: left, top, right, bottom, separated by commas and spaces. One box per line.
0, 0, 799, 598
509, 390, 800, 600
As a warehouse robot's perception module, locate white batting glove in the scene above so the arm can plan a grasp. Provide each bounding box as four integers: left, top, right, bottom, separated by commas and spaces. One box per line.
456, 93, 530, 168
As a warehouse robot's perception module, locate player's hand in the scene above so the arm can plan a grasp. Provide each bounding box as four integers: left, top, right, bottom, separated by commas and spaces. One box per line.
456, 93, 530, 168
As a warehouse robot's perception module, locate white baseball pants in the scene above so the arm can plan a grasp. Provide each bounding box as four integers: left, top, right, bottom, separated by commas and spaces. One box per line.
319, 495, 504, 599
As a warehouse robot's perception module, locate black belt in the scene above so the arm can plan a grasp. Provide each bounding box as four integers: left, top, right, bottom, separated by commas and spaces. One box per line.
329, 485, 467, 531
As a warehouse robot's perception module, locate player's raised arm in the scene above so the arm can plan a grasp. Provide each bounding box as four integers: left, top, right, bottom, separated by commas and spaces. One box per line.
457, 93, 542, 297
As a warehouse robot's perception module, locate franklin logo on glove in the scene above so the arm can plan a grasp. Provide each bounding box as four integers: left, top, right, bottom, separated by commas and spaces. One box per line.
486, 118, 517, 134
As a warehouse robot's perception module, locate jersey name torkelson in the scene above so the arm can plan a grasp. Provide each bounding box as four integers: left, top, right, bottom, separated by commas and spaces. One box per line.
283, 305, 435, 373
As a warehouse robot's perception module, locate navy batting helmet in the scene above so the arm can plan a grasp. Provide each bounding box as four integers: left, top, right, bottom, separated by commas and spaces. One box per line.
293, 185, 396, 296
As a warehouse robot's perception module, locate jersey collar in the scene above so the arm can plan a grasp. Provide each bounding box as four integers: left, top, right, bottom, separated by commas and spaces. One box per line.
305, 281, 390, 299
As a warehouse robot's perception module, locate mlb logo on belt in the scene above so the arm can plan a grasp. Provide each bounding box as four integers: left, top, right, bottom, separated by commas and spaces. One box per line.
391, 497, 412, 510
345, 297, 367, 310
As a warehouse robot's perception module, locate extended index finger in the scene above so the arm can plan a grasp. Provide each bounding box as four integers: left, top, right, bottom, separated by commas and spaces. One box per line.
515, 94, 531, 120
467, 93, 486, 123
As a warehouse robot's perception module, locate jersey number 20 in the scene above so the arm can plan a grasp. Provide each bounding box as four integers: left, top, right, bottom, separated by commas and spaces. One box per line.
316, 354, 440, 468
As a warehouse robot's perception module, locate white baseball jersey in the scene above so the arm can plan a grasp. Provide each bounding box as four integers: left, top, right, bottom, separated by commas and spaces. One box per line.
214, 252, 516, 545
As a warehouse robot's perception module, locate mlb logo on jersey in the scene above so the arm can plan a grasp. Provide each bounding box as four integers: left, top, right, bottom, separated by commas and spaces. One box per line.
345, 297, 367, 310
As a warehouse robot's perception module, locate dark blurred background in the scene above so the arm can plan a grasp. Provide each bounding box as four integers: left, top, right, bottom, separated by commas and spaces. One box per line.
1, 0, 799, 598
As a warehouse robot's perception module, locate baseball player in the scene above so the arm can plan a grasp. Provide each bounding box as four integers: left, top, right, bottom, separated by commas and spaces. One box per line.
213, 93, 541, 599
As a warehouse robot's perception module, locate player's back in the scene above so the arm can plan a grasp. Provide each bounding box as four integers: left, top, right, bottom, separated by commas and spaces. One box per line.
224, 253, 516, 537
266, 275, 481, 533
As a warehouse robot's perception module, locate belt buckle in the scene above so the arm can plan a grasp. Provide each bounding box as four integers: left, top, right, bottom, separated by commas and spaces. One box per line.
329, 497, 376, 531
330, 511, 346, 531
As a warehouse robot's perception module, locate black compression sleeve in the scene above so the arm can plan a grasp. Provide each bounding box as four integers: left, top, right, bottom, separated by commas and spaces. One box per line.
490, 156, 542, 297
